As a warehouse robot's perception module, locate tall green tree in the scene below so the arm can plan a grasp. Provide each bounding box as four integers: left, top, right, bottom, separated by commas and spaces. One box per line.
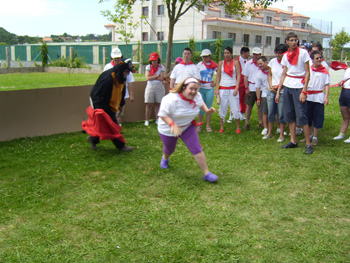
330, 28, 350, 61
99, 0, 279, 72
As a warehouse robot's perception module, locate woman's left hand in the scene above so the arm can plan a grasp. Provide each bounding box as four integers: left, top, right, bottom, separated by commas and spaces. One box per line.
207, 107, 216, 114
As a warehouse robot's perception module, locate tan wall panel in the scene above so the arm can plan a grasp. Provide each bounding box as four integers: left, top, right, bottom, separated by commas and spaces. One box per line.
0, 81, 169, 141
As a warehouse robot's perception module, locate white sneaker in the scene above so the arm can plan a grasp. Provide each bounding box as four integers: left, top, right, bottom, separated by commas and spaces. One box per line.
277, 137, 285, 142
276, 128, 281, 134
261, 128, 268, 135
334, 134, 345, 140
344, 137, 350, 143
240, 113, 246, 121
144, 120, 149, 126
227, 119, 232, 123
263, 134, 271, 139
296, 128, 303, 135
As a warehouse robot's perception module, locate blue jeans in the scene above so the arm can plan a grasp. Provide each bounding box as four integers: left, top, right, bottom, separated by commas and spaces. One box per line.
199, 88, 214, 115
267, 90, 285, 124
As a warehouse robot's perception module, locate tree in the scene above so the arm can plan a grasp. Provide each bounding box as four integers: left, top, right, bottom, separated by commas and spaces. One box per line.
330, 28, 350, 61
100, 1, 140, 57
99, 0, 279, 72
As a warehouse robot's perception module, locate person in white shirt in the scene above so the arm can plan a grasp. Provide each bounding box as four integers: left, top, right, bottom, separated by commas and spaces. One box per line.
305, 50, 330, 146
215, 46, 241, 134
170, 48, 199, 90
196, 49, 217, 132
255, 56, 270, 137
266, 44, 288, 142
242, 47, 262, 130
331, 61, 350, 143
276, 32, 313, 154
144, 52, 165, 126
103, 47, 135, 125
310, 43, 329, 71
157, 77, 218, 182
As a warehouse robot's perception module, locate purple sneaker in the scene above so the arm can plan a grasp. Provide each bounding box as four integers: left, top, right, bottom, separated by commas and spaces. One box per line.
160, 157, 169, 169
203, 172, 218, 182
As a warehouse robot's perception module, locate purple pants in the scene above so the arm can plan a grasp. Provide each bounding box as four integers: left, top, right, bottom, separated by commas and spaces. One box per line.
159, 125, 203, 155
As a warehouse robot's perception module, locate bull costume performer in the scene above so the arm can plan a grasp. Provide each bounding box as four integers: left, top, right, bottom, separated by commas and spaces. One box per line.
82, 59, 134, 151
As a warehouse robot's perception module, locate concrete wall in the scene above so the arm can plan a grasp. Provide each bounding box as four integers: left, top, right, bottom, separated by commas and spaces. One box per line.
0, 81, 167, 141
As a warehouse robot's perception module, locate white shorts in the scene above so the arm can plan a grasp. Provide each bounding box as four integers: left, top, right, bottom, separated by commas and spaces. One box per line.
144, 82, 165, 103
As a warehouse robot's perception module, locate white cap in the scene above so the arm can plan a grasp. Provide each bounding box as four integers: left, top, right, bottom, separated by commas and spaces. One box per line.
200, 49, 211, 56
111, 48, 122, 58
252, 47, 262, 54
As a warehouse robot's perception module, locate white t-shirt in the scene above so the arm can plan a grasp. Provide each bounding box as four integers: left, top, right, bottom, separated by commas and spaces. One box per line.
170, 63, 200, 84
103, 62, 134, 99
196, 61, 217, 89
307, 70, 330, 104
157, 92, 204, 137
242, 59, 260, 91
342, 68, 350, 89
268, 58, 284, 86
145, 64, 165, 84
281, 48, 310, 89
219, 61, 237, 87
255, 69, 269, 97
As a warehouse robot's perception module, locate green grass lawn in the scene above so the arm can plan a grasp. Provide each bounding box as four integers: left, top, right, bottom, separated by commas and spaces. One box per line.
0, 72, 349, 262
0, 72, 146, 91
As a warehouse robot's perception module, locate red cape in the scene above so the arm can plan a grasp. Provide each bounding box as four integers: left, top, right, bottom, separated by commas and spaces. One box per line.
82, 106, 125, 142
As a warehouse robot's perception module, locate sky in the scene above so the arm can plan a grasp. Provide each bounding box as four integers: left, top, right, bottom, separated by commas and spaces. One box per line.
0, 0, 349, 38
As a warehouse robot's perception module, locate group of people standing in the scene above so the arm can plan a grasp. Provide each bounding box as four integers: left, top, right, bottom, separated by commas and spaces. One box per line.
82, 32, 350, 182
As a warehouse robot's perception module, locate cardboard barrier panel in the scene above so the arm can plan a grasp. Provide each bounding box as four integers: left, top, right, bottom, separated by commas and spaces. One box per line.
0, 81, 169, 141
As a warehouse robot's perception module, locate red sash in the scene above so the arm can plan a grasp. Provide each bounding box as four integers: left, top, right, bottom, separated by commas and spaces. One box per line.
307, 90, 323, 95
287, 74, 305, 84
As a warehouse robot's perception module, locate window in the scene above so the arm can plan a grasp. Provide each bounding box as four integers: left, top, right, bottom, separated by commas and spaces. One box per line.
255, 35, 262, 45
243, 34, 249, 46
266, 36, 272, 46
225, 8, 232, 18
228, 32, 236, 42
301, 22, 306, 29
195, 4, 204, 12
142, 6, 149, 17
158, 5, 164, 15
212, 31, 221, 39
142, 32, 148, 41
266, 16, 272, 24
275, 37, 280, 46
157, 32, 164, 41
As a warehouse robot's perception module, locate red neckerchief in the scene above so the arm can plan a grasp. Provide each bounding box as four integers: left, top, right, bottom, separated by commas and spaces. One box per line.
111, 60, 117, 66
203, 60, 217, 70
251, 59, 258, 67
179, 92, 196, 109
180, 60, 194, 65
260, 69, 268, 75
150, 64, 159, 76
277, 58, 282, 64
311, 65, 329, 75
286, 46, 299, 66
223, 58, 234, 77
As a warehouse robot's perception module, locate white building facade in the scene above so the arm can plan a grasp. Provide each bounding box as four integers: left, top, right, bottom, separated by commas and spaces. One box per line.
110, 1, 332, 56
